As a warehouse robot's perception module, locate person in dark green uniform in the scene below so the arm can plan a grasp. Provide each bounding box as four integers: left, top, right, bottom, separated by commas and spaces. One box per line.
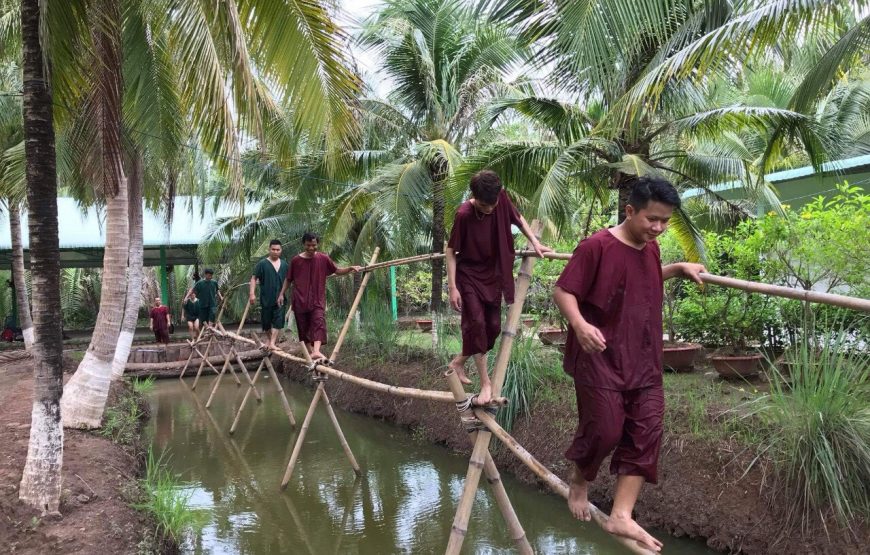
188, 268, 222, 327
249, 239, 288, 350
182, 291, 200, 341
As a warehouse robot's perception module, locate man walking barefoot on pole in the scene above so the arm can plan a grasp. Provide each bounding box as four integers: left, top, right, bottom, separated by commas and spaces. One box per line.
446, 170, 550, 405
249, 239, 288, 350
553, 176, 705, 552
188, 268, 222, 328
278, 232, 361, 360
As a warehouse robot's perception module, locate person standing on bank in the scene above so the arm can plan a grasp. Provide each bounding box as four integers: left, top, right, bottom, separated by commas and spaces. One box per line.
182, 291, 200, 341
278, 232, 362, 361
553, 176, 706, 553
149, 297, 171, 344
188, 268, 222, 328
249, 239, 288, 350
446, 170, 550, 405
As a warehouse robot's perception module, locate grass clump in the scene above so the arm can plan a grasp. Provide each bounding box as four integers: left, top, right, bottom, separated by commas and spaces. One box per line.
101, 381, 149, 445
740, 328, 870, 530
136, 449, 200, 545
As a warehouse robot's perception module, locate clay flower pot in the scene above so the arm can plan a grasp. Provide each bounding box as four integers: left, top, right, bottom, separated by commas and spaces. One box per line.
662, 342, 702, 372
415, 319, 433, 332
538, 328, 567, 346
710, 350, 764, 378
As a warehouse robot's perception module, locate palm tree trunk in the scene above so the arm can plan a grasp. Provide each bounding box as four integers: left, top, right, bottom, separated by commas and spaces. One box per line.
18, 0, 64, 516
110, 153, 143, 379
61, 0, 129, 428
8, 202, 34, 349
430, 177, 445, 312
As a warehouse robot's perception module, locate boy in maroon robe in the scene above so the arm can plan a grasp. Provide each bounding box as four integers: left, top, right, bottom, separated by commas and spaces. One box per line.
278, 232, 362, 360
446, 170, 550, 405
553, 176, 705, 552
149, 297, 171, 344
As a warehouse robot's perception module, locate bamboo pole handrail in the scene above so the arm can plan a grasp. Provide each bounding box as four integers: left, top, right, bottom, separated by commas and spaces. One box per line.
474, 409, 655, 555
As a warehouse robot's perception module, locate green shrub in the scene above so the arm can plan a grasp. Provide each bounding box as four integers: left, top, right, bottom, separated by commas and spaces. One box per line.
100, 387, 146, 446
136, 449, 201, 545
739, 327, 870, 530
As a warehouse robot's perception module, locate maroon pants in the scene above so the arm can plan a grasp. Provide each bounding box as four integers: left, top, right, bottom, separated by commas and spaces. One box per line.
153, 328, 170, 344
566, 384, 664, 484
294, 308, 327, 344
460, 288, 501, 356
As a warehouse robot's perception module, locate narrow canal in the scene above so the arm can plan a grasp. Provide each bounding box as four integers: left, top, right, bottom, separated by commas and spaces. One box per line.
147, 375, 716, 554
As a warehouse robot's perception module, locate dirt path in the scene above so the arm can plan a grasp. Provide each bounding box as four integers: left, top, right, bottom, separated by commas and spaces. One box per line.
0, 355, 152, 554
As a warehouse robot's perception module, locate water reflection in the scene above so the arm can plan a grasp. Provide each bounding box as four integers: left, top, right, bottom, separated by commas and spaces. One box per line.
147, 376, 714, 554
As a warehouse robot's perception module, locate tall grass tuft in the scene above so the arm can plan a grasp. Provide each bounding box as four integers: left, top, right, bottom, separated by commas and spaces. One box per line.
496, 334, 546, 432
137, 449, 201, 544
131, 376, 156, 395
741, 327, 870, 531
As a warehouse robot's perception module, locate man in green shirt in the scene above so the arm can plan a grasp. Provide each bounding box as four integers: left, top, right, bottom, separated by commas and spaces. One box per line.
249, 239, 288, 350
189, 268, 222, 327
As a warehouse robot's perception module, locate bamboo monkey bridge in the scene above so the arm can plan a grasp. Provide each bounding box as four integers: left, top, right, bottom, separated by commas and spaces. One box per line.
175, 235, 870, 555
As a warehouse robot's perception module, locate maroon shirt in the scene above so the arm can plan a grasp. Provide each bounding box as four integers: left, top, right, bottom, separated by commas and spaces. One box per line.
556, 229, 663, 391
447, 189, 523, 304
150, 306, 169, 331
286, 253, 338, 312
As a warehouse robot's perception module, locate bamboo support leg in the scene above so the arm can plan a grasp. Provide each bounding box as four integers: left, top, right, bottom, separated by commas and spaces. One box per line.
190, 334, 215, 390
234, 350, 263, 402
444, 370, 532, 554
229, 358, 265, 434
205, 349, 236, 408
213, 339, 243, 386
264, 353, 297, 427
329, 248, 380, 361
321, 388, 362, 476
446, 430, 492, 553
178, 338, 200, 380
281, 384, 323, 488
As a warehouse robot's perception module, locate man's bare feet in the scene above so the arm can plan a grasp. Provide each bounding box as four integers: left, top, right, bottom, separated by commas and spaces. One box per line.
603, 514, 663, 552
449, 362, 472, 384
310, 350, 326, 360
568, 467, 591, 521
477, 383, 492, 405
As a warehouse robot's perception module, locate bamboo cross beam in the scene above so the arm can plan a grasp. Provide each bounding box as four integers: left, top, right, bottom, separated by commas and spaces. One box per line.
210, 326, 508, 405
229, 332, 297, 434
190, 297, 232, 388
204, 303, 251, 407
473, 409, 655, 555
280, 248, 381, 487
445, 221, 542, 555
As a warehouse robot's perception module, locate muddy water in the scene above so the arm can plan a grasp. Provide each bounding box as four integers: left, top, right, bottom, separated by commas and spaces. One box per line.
147, 375, 715, 554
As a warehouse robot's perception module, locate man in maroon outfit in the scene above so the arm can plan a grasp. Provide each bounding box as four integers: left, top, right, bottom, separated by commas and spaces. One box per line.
278, 232, 361, 360
553, 176, 705, 552
149, 297, 171, 344
446, 170, 550, 404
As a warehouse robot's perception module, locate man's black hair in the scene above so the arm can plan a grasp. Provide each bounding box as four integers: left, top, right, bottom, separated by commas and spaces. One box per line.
626, 176, 681, 210
469, 170, 502, 205
302, 232, 320, 244
203, 268, 214, 275
269, 239, 282, 247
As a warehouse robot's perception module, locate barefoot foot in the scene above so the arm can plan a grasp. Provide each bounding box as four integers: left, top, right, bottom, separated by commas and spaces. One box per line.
603, 514, 663, 552
568, 469, 591, 521
310, 350, 325, 360
449, 363, 472, 385
477, 383, 492, 405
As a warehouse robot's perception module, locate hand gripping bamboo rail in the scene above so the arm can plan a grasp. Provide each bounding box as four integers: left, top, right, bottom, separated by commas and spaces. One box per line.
445, 221, 542, 555
280, 247, 382, 487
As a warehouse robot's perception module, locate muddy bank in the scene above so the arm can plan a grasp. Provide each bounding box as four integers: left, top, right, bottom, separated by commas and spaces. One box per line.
275, 346, 867, 554
0, 353, 159, 554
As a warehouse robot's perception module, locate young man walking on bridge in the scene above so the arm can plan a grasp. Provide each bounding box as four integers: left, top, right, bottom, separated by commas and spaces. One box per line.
278, 232, 362, 361
553, 176, 705, 552
249, 239, 288, 350
182, 291, 199, 341
446, 170, 550, 405
188, 268, 223, 328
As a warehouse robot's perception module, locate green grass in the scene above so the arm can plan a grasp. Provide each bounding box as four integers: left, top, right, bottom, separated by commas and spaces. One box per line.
100, 383, 147, 446
136, 449, 201, 545
738, 328, 870, 530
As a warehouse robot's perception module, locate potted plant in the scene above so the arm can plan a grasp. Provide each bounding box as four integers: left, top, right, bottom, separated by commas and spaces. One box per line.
660, 234, 702, 372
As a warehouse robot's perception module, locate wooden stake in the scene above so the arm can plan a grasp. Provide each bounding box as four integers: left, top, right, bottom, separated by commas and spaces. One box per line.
444, 369, 532, 554
446, 221, 541, 555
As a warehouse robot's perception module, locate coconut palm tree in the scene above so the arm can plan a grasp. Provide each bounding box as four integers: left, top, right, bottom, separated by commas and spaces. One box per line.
0, 0, 364, 427
17, 0, 64, 515
458, 0, 869, 258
